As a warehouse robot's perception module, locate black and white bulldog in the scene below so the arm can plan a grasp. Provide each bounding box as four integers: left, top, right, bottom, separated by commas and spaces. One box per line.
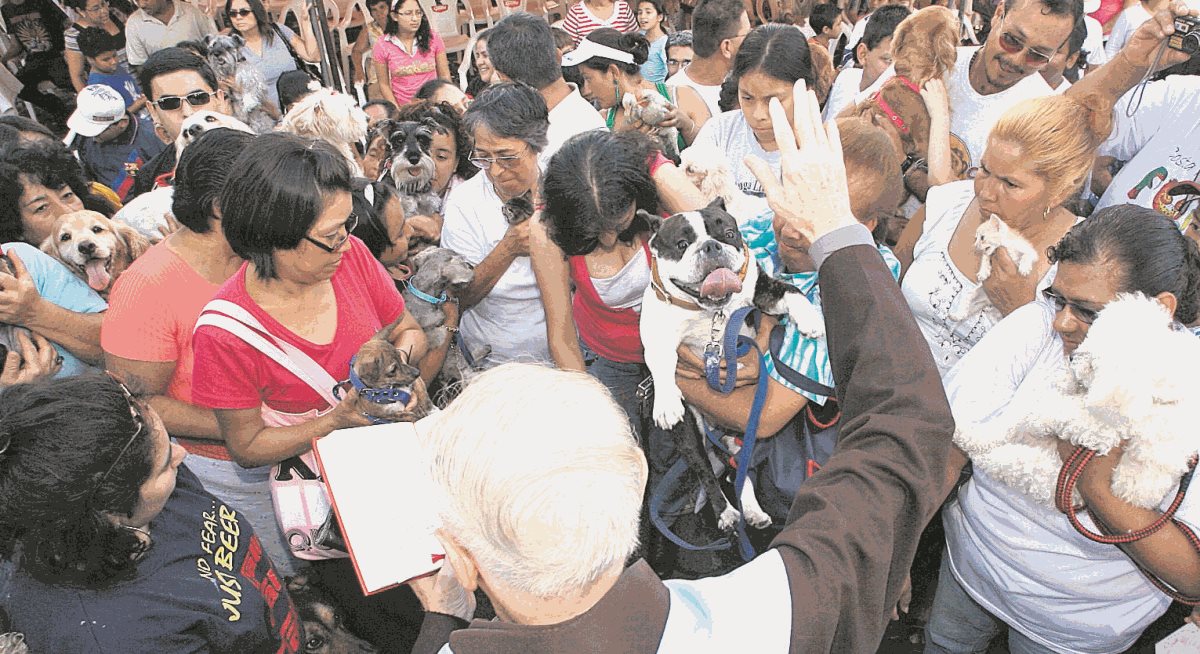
640, 200, 825, 532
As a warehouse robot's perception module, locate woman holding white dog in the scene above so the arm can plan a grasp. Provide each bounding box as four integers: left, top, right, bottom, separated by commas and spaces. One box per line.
927, 205, 1200, 654
894, 94, 1103, 378
567, 28, 708, 147
223, 0, 321, 112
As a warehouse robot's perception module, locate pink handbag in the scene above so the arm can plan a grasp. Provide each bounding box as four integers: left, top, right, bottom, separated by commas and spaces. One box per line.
195, 300, 349, 562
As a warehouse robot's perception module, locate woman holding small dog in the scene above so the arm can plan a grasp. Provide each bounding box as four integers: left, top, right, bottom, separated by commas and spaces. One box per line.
0, 374, 302, 651
894, 94, 1105, 378
373, 0, 451, 108
223, 0, 321, 111
567, 28, 708, 146
927, 205, 1200, 654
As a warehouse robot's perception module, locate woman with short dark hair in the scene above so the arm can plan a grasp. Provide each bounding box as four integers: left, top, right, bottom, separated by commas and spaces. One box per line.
441, 82, 551, 367
190, 133, 426, 572
0, 373, 301, 651
103, 128, 255, 544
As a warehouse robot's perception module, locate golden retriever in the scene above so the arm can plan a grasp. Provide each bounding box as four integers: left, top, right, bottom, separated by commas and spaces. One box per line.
39, 211, 151, 298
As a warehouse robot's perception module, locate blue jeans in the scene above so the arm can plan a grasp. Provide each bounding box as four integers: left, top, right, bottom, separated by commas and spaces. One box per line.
924, 555, 1059, 654
580, 343, 674, 474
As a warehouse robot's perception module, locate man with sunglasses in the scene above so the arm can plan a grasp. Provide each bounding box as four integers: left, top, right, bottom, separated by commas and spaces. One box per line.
942, 0, 1082, 175
126, 47, 232, 200
125, 0, 216, 67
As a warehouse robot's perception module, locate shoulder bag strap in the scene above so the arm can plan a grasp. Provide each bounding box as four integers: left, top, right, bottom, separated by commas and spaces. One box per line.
768, 323, 836, 398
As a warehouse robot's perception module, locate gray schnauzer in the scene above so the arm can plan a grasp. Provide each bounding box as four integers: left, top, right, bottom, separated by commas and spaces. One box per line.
203, 34, 278, 134
380, 119, 444, 219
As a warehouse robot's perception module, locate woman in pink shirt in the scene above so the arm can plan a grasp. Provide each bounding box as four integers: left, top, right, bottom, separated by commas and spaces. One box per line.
372, 0, 450, 107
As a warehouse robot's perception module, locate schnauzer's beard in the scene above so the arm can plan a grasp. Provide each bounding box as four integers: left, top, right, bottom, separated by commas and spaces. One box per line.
390, 156, 437, 194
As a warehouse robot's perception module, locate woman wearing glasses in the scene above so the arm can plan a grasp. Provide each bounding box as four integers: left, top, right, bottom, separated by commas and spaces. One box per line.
441, 82, 549, 368
0, 374, 302, 651
63, 0, 128, 92
894, 94, 1105, 378
372, 0, 450, 108
190, 134, 426, 575
223, 0, 320, 112
927, 205, 1200, 654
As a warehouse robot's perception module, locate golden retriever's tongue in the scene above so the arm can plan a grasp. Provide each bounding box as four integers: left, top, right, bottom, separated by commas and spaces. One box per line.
84, 259, 111, 291
700, 268, 741, 300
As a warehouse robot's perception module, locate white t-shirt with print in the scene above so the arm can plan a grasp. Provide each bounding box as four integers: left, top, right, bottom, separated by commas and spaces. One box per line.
1095, 75, 1200, 231
942, 300, 1200, 654
946, 46, 1058, 174
691, 110, 778, 199
440, 173, 551, 367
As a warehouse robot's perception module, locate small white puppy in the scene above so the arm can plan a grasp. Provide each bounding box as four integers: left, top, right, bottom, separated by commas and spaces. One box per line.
678, 143, 769, 224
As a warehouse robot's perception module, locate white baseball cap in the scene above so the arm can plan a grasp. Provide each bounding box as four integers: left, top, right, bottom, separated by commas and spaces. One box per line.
67, 84, 128, 138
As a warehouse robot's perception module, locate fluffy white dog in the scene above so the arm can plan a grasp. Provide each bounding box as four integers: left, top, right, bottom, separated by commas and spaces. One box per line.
678, 143, 768, 224
949, 214, 1039, 321
955, 293, 1200, 509
278, 88, 368, 176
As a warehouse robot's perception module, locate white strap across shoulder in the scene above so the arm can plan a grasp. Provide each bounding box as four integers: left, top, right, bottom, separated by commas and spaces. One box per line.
195, 299, 340, 409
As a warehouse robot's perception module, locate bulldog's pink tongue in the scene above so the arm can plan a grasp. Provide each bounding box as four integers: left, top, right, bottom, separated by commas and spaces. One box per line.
84, 259, 111, 291
699, 268, 741, 300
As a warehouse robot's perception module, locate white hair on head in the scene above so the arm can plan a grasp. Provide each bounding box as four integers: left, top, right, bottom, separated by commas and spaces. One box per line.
424, 363, 648, 599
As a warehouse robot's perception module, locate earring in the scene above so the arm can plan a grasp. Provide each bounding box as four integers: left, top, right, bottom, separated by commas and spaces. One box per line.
1043, 206, 1051, 219
613, 79, 621, 107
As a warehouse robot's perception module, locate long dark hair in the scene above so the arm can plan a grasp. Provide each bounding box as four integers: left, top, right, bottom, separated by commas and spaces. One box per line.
0, 141, 117, 243
718, 24, 814, 112
351, 177, 401, 259
541, 130, 658, 256
1048, 204, 1200, 324
384, 0, 433, 54
0, 375, 155, 588
224, 0, 276, 43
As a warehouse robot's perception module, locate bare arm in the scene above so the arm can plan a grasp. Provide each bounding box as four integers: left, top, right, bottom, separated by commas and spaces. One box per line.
289, 18, 322, 62
678, 373, 807, 439
106, 354, 222, 439
387, 309, 429, 363
376, 60, 397, 105
351, 28, 371, 83
893, 204, 927, 278
66, 48, 88, 92
25, 301, 104, 364
456, 221, 529, 310
653, 161, 708, 214
920, 79, 953, 186
436, 51, 451, 81
530, 215, 585, 371
675, 85, 712, 135
417, 302, 458, 385
214, 396, 372, 468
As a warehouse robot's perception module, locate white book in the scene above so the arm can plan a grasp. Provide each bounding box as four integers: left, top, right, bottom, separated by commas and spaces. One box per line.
311, 418, 443, 595
1158, 622, 1200, 653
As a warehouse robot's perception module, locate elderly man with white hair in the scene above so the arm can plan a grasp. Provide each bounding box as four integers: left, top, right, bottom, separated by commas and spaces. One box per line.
408, 80, 954, 653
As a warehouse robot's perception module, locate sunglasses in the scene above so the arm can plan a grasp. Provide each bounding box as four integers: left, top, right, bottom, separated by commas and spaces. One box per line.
304, 214, 359, 252
152, 90, 215, 111
996, 28, 1055, 67
226, 7, 254, 17
88, 373, 147, 507
1042, 287, 1099, 325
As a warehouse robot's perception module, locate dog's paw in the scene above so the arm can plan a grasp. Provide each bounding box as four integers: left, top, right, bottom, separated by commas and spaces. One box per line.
717, 504, 742, 532
786, 295, 825, 339
743, 505, 772, 529
652, 388, 686, 429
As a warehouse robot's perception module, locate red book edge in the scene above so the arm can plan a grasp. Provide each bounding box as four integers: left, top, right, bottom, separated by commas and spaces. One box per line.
311, 436, 442, 596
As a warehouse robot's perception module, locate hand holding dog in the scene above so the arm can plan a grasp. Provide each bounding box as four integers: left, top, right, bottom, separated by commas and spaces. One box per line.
0, 253, 43, 327
919, 78, 950, 126
500, 218, 532, 258
744, 80, 857, 245
0, 330, 61, 387
675, 342, 759, 388
981, 248, 1041, 317
328, 387, 376, 430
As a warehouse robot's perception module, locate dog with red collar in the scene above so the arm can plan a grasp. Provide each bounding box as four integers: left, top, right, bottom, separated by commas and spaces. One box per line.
640, 199, 825, 532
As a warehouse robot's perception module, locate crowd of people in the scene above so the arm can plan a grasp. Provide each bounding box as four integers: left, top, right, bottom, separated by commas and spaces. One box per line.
0, 0, 1199, 651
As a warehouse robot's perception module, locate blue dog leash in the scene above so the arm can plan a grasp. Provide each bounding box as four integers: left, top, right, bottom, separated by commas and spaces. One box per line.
333, 355, 413, 425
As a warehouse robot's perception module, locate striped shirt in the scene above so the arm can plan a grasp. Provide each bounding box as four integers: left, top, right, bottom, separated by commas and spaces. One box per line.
739, 209, 901, 404
563, 0, 639, 44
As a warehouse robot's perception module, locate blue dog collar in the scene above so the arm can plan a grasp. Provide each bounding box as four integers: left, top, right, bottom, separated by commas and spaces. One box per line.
407, 284, 448, 306
335, 355, 413, 420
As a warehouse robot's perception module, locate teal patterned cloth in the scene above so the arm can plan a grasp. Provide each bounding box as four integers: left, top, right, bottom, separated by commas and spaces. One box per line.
739, 210, 901, 404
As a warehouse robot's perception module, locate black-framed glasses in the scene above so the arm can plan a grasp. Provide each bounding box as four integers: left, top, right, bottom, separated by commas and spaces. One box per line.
469, 146, 528, 171
226, 7, 254, 17
1042, 287, 1099, 325
304, 214, 359, 252
152, 90, 215, 111
996, 26, 1055, 67
89, 374, 146, 507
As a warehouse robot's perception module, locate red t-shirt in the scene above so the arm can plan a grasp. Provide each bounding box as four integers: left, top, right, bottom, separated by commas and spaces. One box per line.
191, 238, 405, 414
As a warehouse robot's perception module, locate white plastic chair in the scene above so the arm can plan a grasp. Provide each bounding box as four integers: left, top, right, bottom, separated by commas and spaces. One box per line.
421, 0, 474, 56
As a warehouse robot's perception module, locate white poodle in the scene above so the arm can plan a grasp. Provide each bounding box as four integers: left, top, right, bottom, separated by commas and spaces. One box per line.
949, 214, 1038, 321
955, 293, 1200, 509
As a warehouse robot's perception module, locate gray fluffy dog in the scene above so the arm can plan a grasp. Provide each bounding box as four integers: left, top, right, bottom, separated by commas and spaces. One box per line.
203, 34, 279, 134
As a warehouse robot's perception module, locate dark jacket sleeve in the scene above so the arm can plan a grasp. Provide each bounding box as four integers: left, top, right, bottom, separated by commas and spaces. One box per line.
411, 612, 468, 654
770, 242, 954, 653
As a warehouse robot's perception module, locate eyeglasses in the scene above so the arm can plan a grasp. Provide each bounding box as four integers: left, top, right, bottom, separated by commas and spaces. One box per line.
88, 373, 146, 508
84, 0, 109, 12
226, 7, 254, 17
304, 213, 359, 252
667, 58, 692, 67
1042, 287, 1099, 325
469, 146, 529, 171
725, 30, 751, 43
393, 9, 422, 17
151, 90, 215, 111
996, 26, 1055, 67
